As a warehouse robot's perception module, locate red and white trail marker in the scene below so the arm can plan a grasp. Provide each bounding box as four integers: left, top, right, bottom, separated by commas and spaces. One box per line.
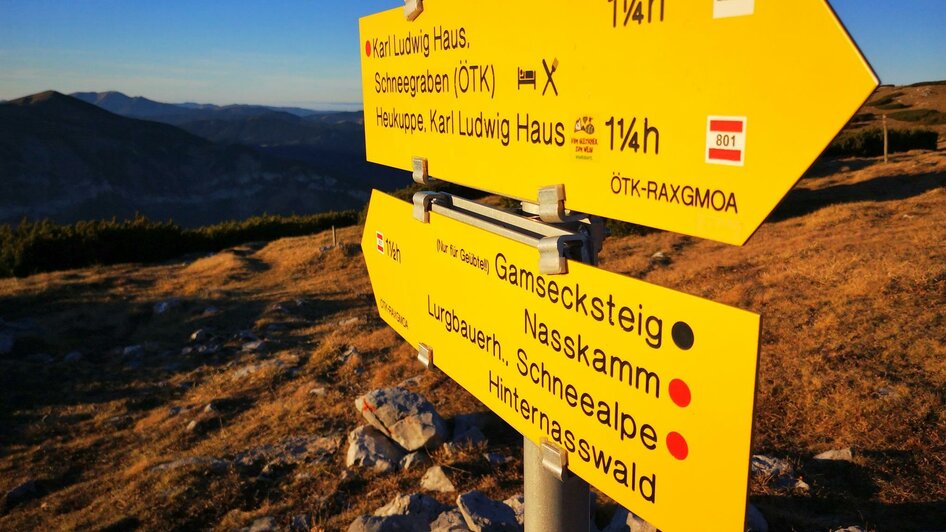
706, 116, 748, 166
376, 231, 385, 253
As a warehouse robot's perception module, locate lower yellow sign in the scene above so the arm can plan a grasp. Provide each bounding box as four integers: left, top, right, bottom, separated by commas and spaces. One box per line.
361, 191, 760, 532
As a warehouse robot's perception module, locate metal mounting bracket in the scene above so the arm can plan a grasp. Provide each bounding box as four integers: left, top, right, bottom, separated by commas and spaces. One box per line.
538, 236, 569, 275
404, 0, 424, 21
412, 156, 432, 185
540, 440, 571, 482
417, 343, 434, 370
522, 184, 588, 224
585, 215, 607, 259
409, 191, 594, 275
537, 184, 567, 223
413, 191, 449, 223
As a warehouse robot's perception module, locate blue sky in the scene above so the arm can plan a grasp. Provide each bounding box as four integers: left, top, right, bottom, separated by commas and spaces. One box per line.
0, 0, 944, 109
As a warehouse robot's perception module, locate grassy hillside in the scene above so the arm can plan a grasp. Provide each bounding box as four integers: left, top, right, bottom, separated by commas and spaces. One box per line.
0, 148, 944, 530
851, 82, 946, 150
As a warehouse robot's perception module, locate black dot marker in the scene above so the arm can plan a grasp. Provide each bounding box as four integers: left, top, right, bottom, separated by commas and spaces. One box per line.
672, 321, 695, 350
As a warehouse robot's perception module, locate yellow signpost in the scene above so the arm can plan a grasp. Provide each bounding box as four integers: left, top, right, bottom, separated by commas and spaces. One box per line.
360, 0, 878, 245
361, 191, 761, 532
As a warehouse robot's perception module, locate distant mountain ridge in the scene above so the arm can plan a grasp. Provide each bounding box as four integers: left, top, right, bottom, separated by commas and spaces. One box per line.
71, 91, 328, 120
0, 91, 366, 226
72, 90, 407, 192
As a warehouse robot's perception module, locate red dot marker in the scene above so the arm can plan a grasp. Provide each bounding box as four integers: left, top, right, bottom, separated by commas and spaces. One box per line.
365, 41, 372, 56
667, 432, 689, 460
669, 379, 691, 408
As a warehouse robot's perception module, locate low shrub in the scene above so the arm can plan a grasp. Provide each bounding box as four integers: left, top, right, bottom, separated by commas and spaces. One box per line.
0, 210, 358, 278
906, 80, 946, 88
866, 92, 904, 107
824, 128, 939, 158
875, 102, 910, 110
888, 109, 946, 125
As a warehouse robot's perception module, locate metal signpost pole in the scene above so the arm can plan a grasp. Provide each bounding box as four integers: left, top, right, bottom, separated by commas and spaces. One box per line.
521, 191, 597, 532
411, 189, 599, 531
524, 439, 591, 532
884, 115, 889, 164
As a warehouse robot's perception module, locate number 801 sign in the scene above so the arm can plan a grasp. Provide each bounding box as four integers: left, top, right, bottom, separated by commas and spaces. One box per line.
706, 116, 747, 166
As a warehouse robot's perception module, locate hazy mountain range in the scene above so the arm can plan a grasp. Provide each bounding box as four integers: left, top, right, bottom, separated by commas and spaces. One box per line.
71, 91, 331, 121
0, 91, 408, 226
69, 91, 404, 194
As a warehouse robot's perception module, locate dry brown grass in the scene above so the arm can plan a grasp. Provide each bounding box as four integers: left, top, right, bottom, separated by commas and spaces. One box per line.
598, 149, 946, 529
1, 151, 945, 530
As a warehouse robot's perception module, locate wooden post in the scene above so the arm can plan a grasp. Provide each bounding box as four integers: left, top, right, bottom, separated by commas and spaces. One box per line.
332, 226, 337, 247
884, 115, 888, 163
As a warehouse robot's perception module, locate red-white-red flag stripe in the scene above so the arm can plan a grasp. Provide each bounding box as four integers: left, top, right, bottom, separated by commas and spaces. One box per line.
706, 116, 747, 166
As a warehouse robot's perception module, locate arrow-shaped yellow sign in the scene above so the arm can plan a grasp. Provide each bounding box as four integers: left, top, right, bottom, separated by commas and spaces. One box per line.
360, 0, 878, 245
361, 191, 761, 532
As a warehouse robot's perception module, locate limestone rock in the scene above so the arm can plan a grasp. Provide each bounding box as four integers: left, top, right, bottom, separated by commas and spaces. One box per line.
185, 415, 219, 435
2, 479, 42, 512
431, 509, 472, 531
346, 425, 405, 473
151, 456, 228, 474
349, 493, 450, 531
123, 345, 145, 358
232, 363, 263, 380
650, 251, 671, 265
237, 330, 260, 342
235, 434, 338, 476
398, 375, 423, 389
751, 455, 792, 478
355, 387, 448, 452
348, 515, 418, 531
242, 340, 268, 353
457, 490, 520, 532
452, 426, 486, 446
244, 516, 276, 532
421, 465, 456, 493
400, 451, 433, 471
746, 504, 768, 532
153, 298, 181, 315
814, 448, 854, 462
750, 455, 795, 488
375, 492, 450, 520
341, 346, 358, 361
190, 329, 211, 343
502, 494, 524, 526
452, 413, 492, 439
484, 453, 512, 466
602, 507, 656, 532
